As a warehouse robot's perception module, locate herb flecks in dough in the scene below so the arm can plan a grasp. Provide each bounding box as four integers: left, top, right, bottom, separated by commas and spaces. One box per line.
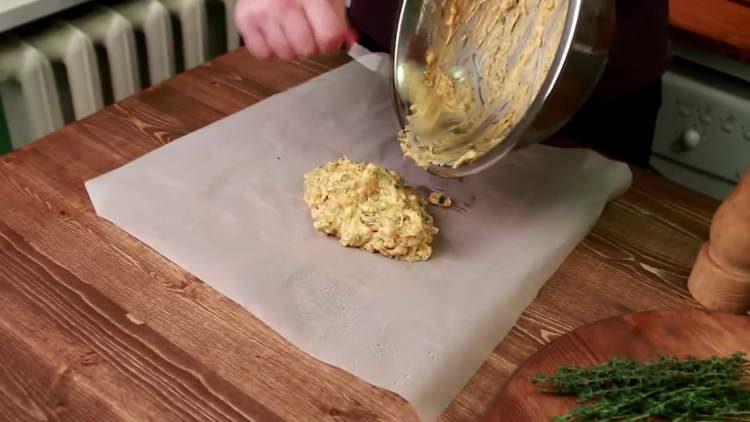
428, 191, 453, 208
304, 158, 439, 262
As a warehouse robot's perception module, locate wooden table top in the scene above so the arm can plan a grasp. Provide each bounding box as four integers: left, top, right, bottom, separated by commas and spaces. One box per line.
0, 50, 720, 421
670, 0, 750, 58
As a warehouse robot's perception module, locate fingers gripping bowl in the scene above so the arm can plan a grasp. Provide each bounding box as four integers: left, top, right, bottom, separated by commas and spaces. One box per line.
392, 0, 616, 177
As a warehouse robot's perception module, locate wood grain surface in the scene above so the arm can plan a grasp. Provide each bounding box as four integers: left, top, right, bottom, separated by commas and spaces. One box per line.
0, 49, 719, 421
483, 310, 750, 421
671, 0, 750, 55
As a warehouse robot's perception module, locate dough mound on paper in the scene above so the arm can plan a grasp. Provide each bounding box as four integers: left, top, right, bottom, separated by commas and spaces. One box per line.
303, 158, 439, 262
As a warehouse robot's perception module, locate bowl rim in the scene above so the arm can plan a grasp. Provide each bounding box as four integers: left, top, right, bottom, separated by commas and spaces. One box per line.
391, 0, 585, 178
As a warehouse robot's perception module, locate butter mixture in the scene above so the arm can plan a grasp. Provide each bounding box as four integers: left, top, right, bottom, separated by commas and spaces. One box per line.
428, 191, 452, 208
303, 158, 439, 262
399, 0, 567, 168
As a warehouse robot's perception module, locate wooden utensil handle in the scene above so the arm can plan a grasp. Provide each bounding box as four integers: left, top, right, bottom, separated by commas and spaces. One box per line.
688, 167, 750, 313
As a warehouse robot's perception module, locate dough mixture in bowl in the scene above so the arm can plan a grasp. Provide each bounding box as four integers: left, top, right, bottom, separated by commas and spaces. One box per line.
399, 0, 568, 168
304, 158, 439, 262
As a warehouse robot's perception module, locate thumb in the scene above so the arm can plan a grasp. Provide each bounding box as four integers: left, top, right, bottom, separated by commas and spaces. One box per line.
344, 24, 359, 49
331, 0, 358, 49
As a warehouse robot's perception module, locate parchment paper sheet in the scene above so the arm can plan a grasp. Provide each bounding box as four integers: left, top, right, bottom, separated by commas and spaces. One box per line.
86, 56, 632, 420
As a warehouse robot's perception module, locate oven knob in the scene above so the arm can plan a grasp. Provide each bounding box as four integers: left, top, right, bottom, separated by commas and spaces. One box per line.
683, 129, 702, 149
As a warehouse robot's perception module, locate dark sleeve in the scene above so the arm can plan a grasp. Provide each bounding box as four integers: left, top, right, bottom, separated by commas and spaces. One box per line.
348, 0, 400, 53
348, 0, 671, 102
593, 0, 670, 102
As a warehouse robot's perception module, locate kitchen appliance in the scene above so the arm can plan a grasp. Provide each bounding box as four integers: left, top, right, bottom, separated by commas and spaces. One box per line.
392, 0, 616, 177
651, 39, 750, 200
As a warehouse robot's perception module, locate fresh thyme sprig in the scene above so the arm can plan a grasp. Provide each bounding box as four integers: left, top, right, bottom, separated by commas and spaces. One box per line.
532, 352, 750, 421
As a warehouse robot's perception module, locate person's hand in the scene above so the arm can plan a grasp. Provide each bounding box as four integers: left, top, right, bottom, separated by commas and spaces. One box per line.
234, 0, 357, 60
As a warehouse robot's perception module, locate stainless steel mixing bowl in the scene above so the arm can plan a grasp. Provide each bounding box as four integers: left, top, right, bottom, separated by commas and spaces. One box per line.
392, 0, 616, 177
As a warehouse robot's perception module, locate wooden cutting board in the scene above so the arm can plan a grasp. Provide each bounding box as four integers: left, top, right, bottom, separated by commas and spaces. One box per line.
482, 310, 750, 421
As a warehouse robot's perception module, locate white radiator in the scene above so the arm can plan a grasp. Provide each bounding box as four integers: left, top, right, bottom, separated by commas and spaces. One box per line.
0, 0, 239, 149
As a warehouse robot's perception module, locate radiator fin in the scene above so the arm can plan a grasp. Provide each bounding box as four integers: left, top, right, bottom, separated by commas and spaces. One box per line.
0, 0, 239, 150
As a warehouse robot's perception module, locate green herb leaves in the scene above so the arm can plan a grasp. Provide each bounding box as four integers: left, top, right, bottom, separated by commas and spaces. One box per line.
533, 353, 750, 421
